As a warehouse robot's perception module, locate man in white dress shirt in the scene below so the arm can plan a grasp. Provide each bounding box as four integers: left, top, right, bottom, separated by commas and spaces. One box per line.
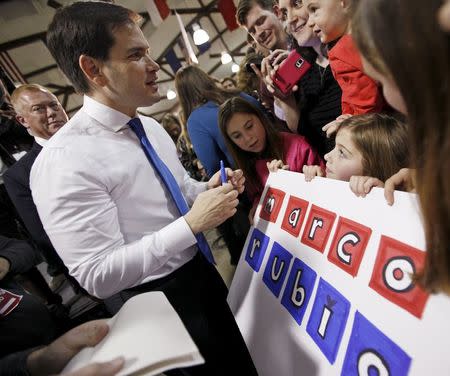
30, 2, 257, 375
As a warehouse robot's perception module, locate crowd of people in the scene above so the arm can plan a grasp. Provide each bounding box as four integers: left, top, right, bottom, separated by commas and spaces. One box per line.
0, 0, 448, 374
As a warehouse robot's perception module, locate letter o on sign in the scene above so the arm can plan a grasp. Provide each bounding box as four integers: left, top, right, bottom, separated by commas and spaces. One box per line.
358, 351, 389, 376
383, 256, 415, 293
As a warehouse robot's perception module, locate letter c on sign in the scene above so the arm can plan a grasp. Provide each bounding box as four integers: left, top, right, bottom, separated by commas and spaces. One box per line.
337, 232, 360, 265
383, 256, 415, 293
358, 350, 389, 376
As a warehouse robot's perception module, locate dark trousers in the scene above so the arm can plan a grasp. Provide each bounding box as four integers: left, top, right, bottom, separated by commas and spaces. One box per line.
104, 253, 257, 376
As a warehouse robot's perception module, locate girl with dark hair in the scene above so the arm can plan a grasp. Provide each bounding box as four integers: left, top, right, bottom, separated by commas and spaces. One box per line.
175, 65, 254, 177
219, 96, 323, 221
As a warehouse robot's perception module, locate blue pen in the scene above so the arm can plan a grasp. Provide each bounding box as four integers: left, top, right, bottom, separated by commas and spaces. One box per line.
220, 160, 227, 185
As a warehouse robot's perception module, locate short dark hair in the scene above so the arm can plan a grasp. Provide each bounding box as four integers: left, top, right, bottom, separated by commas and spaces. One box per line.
236, 0, 275, 26
46, 1, 140, 94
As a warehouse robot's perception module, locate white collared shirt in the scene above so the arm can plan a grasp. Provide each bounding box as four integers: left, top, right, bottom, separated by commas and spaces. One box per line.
34, 136, 48, 147
30, 96, 207, 298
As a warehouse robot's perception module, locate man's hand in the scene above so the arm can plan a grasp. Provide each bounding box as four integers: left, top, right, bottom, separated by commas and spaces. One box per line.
303, 165, 324, 181
207, 168, 245, 194
0, 257, 10, 281
349, 176, 384, 197
62, 358, 124, 376
384, 168, 416, 205
184, 184, 239, 234
27, 320, 125, 376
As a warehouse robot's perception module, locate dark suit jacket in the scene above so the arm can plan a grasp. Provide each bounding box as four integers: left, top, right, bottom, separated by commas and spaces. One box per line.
3, 142, 66, 275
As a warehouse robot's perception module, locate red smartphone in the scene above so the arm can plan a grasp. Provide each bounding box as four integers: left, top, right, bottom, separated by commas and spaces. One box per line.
273, 49, 312, 95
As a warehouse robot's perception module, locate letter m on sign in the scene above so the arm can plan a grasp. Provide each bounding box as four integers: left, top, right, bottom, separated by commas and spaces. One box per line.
259, 187, 286, 223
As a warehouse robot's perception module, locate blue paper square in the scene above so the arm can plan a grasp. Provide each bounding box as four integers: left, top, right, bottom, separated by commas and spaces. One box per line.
341, 311, 411, 376
262, 242, 293, 298
245, 228, 270, 272
280, 257, 317, 325
306, 278, 350, 364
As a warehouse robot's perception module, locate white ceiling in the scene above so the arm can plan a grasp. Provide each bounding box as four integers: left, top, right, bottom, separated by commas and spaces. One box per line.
0, 0, 248, 119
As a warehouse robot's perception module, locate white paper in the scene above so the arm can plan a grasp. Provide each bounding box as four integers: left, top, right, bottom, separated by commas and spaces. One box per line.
63, 291, 204, 376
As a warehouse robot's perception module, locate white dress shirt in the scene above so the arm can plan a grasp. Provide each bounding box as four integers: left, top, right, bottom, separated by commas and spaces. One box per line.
30, 96, 207, 298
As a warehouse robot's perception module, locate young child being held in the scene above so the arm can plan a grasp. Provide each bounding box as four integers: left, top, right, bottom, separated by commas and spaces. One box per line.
219, 96, 323, 220
303, 113, 409, 196
304, 0, 385, 136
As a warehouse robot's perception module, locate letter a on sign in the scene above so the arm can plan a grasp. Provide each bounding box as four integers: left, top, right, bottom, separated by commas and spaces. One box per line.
281, 196, 309, 237
369, 236, 429, 318
301, 205, 337, 253
259, 187, 286, 223
327, 217, 372, 277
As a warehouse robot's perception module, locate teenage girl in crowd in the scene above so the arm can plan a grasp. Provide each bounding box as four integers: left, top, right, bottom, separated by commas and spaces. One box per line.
219, 96, 323, 222
175, 65, 260, 177
351, 0, 449, 293
302, 113, 409, 196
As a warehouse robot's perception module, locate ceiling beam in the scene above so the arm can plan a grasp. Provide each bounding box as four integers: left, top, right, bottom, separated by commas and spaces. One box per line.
0, 32, 46, 52
23, 64, 58, 79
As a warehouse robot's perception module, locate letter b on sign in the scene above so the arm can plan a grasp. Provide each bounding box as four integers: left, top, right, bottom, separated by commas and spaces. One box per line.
280, 258, 317, 325
369, 236, 429, 318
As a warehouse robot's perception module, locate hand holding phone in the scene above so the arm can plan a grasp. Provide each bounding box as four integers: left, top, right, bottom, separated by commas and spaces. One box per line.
273, 48, 315, 95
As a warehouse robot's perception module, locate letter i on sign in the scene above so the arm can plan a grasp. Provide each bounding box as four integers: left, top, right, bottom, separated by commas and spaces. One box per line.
306, 278, 350, 364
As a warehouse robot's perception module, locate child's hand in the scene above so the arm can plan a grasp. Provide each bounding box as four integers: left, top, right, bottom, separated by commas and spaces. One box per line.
384, 168, 416, 205
267, 159, 289, 173
322, 114, 352, 138
349, 176, 384, 197
303, 165, 324, 181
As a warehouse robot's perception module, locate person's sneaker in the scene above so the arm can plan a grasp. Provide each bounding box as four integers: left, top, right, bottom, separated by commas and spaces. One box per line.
49, 274, 67, 292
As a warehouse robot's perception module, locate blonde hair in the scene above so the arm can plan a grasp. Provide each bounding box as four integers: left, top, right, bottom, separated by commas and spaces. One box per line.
11, 84, 55, 113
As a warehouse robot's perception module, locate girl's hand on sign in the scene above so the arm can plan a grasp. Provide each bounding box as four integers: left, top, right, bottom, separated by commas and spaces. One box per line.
349, 176, 384, 197
303, 165, 324, 182
267, 159, 289, 173
384, 168, 416, 205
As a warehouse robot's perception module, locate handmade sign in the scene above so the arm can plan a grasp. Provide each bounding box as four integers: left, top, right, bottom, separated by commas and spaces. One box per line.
228, 171, 450, 376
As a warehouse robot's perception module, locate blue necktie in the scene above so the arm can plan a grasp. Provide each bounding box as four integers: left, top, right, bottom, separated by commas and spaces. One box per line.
128, 117, 215, 264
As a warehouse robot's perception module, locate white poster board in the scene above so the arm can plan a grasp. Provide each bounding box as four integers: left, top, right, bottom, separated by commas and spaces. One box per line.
228, 171, 450, 376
